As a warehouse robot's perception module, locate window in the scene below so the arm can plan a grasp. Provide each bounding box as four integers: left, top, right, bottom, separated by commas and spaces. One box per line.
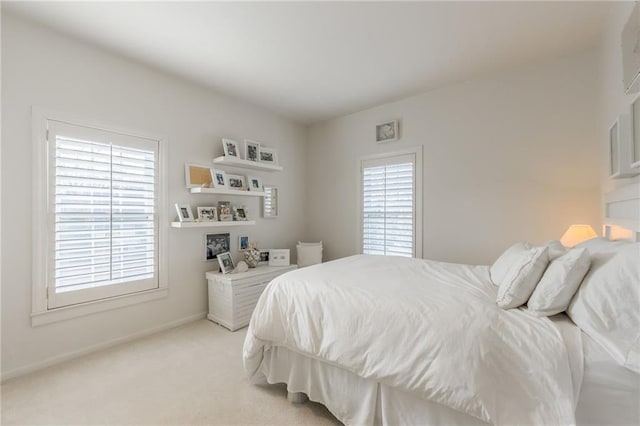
32, 109, 167, 324
359, 148, 422, 258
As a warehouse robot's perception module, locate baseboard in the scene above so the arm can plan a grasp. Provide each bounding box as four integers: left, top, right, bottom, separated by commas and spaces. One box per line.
1, 312, 207, 382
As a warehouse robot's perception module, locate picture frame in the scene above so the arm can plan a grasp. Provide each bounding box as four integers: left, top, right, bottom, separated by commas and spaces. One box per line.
217, 201, 233, 222
211, 169, 228, 189
175, 203, 194, 222
376, 120, 399, 143
247, 175, 264, 192
222, 138, 241, 158
233, 206, 248, 221
258, 249, 270, 265
259, 147, 279, 165
263, 186, 278, 218
184, 163, 214, 188
269, 249, 290, 267
238, 235, 249, 251
217, 252, 235, 274
244, 139, 260, 162
205, 233, 230, 261
197, 206, 218, 222
227, 174, 246, 191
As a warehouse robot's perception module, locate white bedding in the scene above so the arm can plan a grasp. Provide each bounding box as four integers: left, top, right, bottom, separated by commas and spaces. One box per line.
243, 255, 580, 425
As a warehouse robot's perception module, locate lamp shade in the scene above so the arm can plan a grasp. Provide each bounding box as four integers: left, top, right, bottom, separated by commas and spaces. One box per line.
560, 224, 597, 247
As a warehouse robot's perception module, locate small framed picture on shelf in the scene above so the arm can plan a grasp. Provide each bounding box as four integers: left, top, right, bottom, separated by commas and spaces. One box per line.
211, 169, 228, 189
245, 140, 260, 162
222, 138, 241, 158
233, 206, 248, 221
175, 203, 194, 222
258, 249, 270, 265
259, 147, 278, 165
238, 235, 249, 251
375, 120, 399, 143
227, 174, 246, 191
205, 233, 230, 261
217, 252, 235, 274
218, 201, 233, 222
197, 206, 218, 222
247, 175, 264, 192
269, 249, 290, 267
184, 163, 214, 188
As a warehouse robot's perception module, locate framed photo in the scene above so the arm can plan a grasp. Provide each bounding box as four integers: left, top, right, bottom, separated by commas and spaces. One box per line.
233, 206, 248, 221
197, 206, 218, 222
258, 249, 270, 265
376, 120, 399, 143
205, 233, 230, 261
217, 252, 235, 274
259, 147, 278, 165
238, 235, 249, 251
175, 203, 194, 222
227, 174, 246, 191
269, 249, 290, 267
222, 138, 241, 158
218, 201, 233, 222
247, 175, 264, 192
184, 163, 214, 188
263, 186, 278, 218
245, 140, 260, 162
211, 169, 228, 189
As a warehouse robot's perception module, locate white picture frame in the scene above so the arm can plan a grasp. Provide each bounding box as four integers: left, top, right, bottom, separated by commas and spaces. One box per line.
245, 139, 261, 162
211, 169, 228, 189
259, 147, 278, 165
238, 235, 249, 251
222, 138, 241, 158
376, 120, 399, 143
233, 206, 248, 221
217, 252, 235, 274
197, 206, 218, 222
268, 249, 290, 267
258, 249, 270, 265
184, 163, 214, 188
247, 175, 264, 192
175, 203, 194, 222
226, 174, 246, 191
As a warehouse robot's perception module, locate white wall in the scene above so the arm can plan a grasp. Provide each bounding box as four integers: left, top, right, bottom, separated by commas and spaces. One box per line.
307, 51, 602, 265
1, 13, 307, 377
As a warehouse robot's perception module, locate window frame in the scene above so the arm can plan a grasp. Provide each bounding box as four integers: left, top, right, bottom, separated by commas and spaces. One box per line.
357, 146, 423, 258
31, 107, 169, 326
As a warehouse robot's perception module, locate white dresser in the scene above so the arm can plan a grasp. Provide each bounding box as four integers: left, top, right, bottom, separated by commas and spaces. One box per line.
206, 264, 297, 331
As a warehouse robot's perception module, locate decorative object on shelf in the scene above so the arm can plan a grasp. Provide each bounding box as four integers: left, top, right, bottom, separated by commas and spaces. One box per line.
263, 186, 278, 218
185, 163, 214, 188
238, 235, 249, 251
175, 203, 194, 222
197, 206, 218, 222
269, 249, 290, 267
259, 147, 279, 165
205, 233, 230, 261
258, 249, 270, 265
217, 252, 235, 274
245, 139, 260, 162
211, 169, 228, 189
376, 120, 399, 143
244, 243, 261, 268
247, 175, 264, 192
218, 201, 233, 221
227, 174, 247, 191
233, 260, 249, 273
222, 138, 241, 158
630, 95, 640, 168
609, 114, 638, 178
233, 206, 248, 221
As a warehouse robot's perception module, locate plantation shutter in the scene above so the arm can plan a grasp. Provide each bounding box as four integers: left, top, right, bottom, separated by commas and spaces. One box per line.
361, 153, 416, 257
47, 120, 159, 308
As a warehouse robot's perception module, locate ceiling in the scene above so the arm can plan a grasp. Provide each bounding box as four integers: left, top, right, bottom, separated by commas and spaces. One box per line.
4, 1, 611, 124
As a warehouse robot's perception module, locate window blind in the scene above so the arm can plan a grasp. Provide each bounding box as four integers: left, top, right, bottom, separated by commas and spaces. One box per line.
361, 155, 415, 257
49, 121, 159, 307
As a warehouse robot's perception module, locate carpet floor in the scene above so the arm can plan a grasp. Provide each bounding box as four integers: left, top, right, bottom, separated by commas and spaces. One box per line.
1, 320, 341, 425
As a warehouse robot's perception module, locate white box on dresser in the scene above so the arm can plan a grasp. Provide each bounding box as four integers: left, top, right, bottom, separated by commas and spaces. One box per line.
206, 264, 297, 331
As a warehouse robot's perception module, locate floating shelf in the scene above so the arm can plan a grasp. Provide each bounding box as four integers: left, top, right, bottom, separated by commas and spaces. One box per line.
190, 187, 264, 197
213, 156, 283, 172
171, 220, 256, 229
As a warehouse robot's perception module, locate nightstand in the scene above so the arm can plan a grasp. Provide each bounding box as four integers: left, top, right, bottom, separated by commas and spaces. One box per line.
205, 264, 297, 331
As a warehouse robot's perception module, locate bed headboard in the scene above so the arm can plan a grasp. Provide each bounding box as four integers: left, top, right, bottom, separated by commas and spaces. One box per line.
604, 181, 640, 242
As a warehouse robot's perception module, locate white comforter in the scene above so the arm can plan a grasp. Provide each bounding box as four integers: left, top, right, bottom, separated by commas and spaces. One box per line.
243, 255, 578, 425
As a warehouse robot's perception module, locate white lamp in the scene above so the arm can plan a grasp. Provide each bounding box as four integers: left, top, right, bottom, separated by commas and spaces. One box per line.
560, 224, 597, 248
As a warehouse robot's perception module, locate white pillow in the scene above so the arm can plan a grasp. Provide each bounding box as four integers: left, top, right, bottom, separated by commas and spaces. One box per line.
296, 242, 323, 267
567, 242, 640, 373
527, 248, 590, 317
491, 242, 550, 309
544, 240, 567, 261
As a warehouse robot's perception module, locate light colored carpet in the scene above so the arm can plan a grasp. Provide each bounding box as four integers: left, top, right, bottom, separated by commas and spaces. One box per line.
1, 320, 341, 425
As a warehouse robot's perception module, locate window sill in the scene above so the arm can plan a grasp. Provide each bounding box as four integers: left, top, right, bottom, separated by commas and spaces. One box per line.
31, 288, 168, 327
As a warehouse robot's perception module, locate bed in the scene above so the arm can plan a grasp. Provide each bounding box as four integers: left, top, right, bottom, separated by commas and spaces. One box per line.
243, 183, 640, 425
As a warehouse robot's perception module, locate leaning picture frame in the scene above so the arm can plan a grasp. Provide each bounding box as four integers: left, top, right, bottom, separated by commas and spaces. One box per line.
227, 174, 246, 191
247, 175, 264, 192
197, 206, 218, 222
258, 249, 270, 265
175, 203, 194, 222
184, 163, 214, 188
259, 147, 278, 165
205, 233, 231, 261
244, 139, 261, 162
217, 252, 235, 274
222, 138, 241, 158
